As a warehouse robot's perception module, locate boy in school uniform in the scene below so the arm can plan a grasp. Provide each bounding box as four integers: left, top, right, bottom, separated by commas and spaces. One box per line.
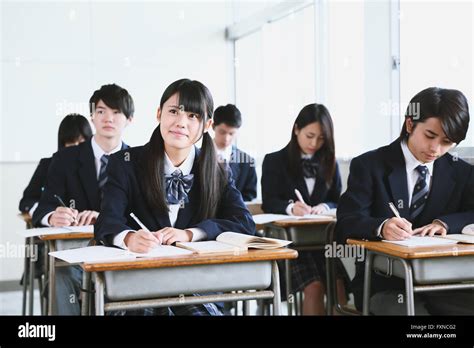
213, 104, 257, 201
33, 84, 134, 315
336, 87, 474, 315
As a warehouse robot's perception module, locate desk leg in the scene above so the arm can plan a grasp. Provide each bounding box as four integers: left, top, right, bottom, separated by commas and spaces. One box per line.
28, 237, 35, 315
325, 253, 334, 316
42, 241, 49, 315
94, 273, 104, 316
362, 251, 374, 315
399, 259, 415, 315
48, 241, 56, 315
22, 238, 30, 316
272, 261, 282, 316
81, 271, 91, 316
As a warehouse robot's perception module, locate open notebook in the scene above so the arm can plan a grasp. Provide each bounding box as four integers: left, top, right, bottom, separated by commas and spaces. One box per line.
49, 232, 292, 263
437, 227, 474, 244
49, 245, 193, 263
253, 212, 335, 225
19, 225, 94, 238
176, 232, 292, 254
382, 230, 474, 247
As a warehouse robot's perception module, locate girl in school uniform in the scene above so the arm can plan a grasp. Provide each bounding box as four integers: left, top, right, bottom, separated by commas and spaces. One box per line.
94, 79, 255, 316
261, 103, 347, 315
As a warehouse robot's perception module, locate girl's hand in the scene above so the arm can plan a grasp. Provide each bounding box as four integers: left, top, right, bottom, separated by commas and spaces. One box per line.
75, 210, 99, 226
310, 204, 328, 215
292, 201, 311, 216
156, 227, 193, 245
124, 229, 161, 253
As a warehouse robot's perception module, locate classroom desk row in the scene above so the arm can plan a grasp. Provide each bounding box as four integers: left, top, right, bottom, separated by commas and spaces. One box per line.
20, 211, 474, 316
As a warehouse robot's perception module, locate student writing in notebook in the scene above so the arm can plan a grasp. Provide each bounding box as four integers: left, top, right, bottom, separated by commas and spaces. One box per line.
18, 114, 92, 286
19, 114, 93, 216
213, 104, 257, 201
261, 103, 348, 315
32, 84, 134, 315
336, 87, 474, 315
94, 79, 255, 316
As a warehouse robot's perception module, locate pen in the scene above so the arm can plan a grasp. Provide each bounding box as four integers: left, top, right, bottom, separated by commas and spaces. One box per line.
130, 213, 150, 232
294, 189, 308, 206
130, 212, 161, 245
388, 202, 401, 218
54, 194, 76, 223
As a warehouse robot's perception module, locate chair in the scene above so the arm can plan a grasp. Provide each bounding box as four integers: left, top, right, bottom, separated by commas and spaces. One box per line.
325, 221, 360, 315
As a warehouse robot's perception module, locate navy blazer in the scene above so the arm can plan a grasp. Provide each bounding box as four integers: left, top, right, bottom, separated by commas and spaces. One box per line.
261, 146, 342, 214
336, 139, 474, 307
19, 157, 52, 213
228, 146, 257, 201
94, 144, 256, 246
32, 139, 128, 227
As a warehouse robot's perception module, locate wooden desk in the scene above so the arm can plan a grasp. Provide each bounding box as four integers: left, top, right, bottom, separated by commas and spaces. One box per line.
80, 248, 298, 316
347, 239, 474, 315
40, 232, 94, 315
264, 217, 336, 315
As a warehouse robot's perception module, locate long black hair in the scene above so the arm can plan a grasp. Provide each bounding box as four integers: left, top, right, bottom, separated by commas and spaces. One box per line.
142, 79, 227, 219
57, 113, 93, 150
399, 87, 469, 144
287, 103, 336, 187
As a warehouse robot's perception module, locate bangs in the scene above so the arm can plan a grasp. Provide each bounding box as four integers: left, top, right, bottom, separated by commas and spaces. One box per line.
176, 83, 208, 119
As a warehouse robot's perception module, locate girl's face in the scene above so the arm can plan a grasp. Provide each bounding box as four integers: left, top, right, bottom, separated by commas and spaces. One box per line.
157, 93, 212, 151
294, 121, 325, 156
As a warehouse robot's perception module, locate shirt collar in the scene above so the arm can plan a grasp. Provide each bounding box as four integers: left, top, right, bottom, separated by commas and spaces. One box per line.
164, 147, 196, 176
301, 153, 312, 160
214, 141, 233, 162
400, 140, 434, 176
91, 136, 123, 161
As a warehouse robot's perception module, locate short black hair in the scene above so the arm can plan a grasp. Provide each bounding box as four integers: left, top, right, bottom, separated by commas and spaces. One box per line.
89, 83, 134, 119
400, 87, 470, 144
213, 104, 242, 128
57, 114, 93, 150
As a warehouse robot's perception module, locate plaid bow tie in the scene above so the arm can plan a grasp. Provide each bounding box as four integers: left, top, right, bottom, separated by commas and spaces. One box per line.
164, 169, 194, 205
301, 159, 319, 178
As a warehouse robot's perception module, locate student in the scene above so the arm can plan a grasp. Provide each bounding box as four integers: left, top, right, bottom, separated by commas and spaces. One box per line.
95, 79, 255, 316
336, 87, 474, 315
32, 84, 134, 315
213, 104, 257, 201
261, 103, 346, 315
19, 114, 93, 216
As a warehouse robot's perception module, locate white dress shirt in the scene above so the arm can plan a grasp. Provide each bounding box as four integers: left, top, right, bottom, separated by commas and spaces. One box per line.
113, 147, 207, 249
215, 143, 233, 163
286, 153, 325, 215
376, 140, 434, 236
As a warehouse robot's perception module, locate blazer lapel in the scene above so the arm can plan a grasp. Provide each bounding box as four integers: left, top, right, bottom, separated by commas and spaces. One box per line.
386, 141, 410, 218
78, 141, 100, 210
417, 156, 455, 224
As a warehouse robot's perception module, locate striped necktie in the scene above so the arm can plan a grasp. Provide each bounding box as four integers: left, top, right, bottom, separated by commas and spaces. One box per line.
409, 165, 429, 220
98, 154, 110, 192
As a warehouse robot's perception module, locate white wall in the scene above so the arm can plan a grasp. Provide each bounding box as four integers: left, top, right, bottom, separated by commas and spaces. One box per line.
0, 1, 234, 282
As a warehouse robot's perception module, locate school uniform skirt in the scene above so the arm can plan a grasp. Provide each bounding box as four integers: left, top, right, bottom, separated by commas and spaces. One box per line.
279, 249, 351, 298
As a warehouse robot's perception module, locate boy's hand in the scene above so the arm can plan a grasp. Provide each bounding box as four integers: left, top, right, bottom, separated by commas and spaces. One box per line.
49, 207, 79, 227
381, 217, 413, 240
